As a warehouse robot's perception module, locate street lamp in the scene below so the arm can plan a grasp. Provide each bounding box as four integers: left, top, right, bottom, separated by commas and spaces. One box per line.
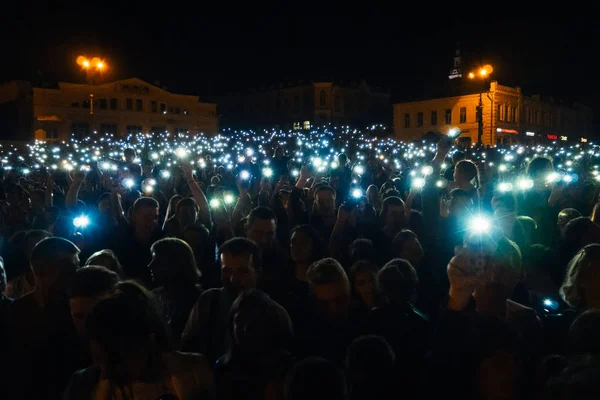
76, 55, 107, 115
468, 64, 493, 145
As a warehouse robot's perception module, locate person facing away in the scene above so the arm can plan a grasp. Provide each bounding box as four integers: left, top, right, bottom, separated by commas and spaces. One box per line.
181, 237, 262, 365
6, 237, 82, 399
345, 335, 396, 400
284, 357, 348, 400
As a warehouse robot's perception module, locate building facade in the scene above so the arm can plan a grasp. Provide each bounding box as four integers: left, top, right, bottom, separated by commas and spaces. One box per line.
393, 81, 593, 146
0, 78, 218, 141
218, 79, 391, 130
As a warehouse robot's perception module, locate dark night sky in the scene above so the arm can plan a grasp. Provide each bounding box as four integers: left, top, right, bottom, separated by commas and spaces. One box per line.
2, 6, 599, 122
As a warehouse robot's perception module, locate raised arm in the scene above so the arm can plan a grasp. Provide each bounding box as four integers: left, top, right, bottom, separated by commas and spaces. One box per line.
111, 187, 128, 226
45, 174, 54, 207
181, 162, 211, 227
65, 170, 86, 210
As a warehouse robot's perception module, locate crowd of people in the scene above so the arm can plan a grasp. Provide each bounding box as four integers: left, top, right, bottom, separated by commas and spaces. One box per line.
2, 126, 600, 399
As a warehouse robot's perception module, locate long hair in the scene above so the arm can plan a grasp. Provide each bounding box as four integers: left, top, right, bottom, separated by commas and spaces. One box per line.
456, 160, 480, 189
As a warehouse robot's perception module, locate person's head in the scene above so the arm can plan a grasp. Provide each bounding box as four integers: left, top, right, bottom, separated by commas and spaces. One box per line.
526, 156, 553, 182
561, 217, 600, 263
313, 186, 336, 217
149, 238, 200, 288
338, 153, 348, 165
454, 160, 479, 188
275, 146, 284, 158
245, 207, 277, 249
175, 197, 198, 228
95, 192, 111, 216
165, 195, 183, 219
229, 289, 293, 357
85, 249, 124, 276
557, 208, 583, 233
473, 237, 522, 309
346, 335, 395, 388
348, 238, 375, 265
285, 357, 348, 400
561, 244, 600, 310
31, 237, 80, 295
377, 258, 418, 305
68, 266, 119, 336
568, 309, 600, 356
307, 258, 351, 326
5, 182, 25, 205
182, 224, 210, 261
366, 185, 380, 205
290, 225, 323, 264
349, 261, 379, 309
24, 229, 52, 261
210, 175, 220, 186
123, 148, 136, 163
379, 196, 405, 228
131, 197, 159, 235
451, 151, 466, 165
545, 356, 600, 400
392, 230, 424, 267
142, 159, 154, 176
219, 237, 261, 297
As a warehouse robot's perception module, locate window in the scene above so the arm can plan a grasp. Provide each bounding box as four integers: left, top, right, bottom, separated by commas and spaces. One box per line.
99, 123, 117, 135
71, 102, 79, 108
82, 100, 90, 109
430, 111, 437, 125
416, 112, 423, 127
183, 110, 188, 115
46, 127, 59, 139
498, 105, 503, 121
110, 98, 117, 110
98, 99, 107, 109
444, 109, 451, 124
151, 126, 166, 134
404, 113, 410, 128
459, 107, 466, 123
334, 96, 341, 112
293, 122, 301, 130
126, 98, 133, 110
126, 125, 143, 135
319, 90, 326, 107
511, 107, 517, 123
160, 103, 166, 114
151, 101, 157, 113
71, 123, 90, 139
136, 99, 143, 112
303, 121, 311, 130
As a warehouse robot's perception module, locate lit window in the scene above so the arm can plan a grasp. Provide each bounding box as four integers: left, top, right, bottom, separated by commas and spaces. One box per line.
303, 121, 311, 130
459, 107, 466, 123
293, 122, 301, 130
444, 109, 451, 124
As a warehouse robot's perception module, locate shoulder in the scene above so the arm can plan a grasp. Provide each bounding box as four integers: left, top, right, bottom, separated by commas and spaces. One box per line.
63, 366, 101, 400
506, 299, 540, 326
165, 351, 211, 372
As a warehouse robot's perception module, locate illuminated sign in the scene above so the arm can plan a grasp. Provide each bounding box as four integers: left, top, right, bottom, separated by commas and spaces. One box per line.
525, 132, 535, 137
547, 134, 558, 140
581, 138, 588, 143
560, 136, 568, 141
496, 128, 518, 134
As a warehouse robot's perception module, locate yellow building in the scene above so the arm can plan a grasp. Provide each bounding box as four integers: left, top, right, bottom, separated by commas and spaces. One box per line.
0, 78, 218, 141
393, 81, 592, 146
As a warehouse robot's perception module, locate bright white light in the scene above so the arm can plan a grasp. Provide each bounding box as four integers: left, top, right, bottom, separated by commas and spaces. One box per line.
546, 172, 561, 183
23, 169, 30, 175
224, 194, 235, 205
245, 148, 254, 156
73, 215, 90, 228
436, 180, 445, 188
563, 174, 573, 183
351, 188, 363, 198
240, 170, 251, 180
175, 147, 187, 158
151, 153, 159, 160
238, 156, 246, 163
102, 162, 111, 170
412, 177, 426, 189
441, 163, 447, 169
209, 199, 220, 208
421, 165, 433, 176
469, 215, 490, 234
263, 168, 273, 178
498, 164, 508, 172
123, 179, 134, 188
354, 165, 365, 175
330, 161, 339, 169
313, 157, 323, 167
448, 128, 459, 137
291, 169, 299, 177
517, 179, 534, 190
161, 170, 170, 178
498, 182, 513, 192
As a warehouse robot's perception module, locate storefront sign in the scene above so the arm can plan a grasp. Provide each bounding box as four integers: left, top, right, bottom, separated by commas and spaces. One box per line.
525, 132, 535, 137
547, 134, 558, 140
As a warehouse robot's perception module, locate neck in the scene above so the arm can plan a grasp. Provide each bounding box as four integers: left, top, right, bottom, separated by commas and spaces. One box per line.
134, 227, 153, 242
294, 262, 310, 281
476, 295, 507, 318
33, 286, 49, 308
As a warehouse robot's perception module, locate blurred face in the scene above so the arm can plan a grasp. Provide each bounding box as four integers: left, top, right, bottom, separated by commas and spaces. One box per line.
142, 163, 153, 176
132, 206, 159, 235
34, 253, 80, 294
221, 251, 258, 297
366, 186, 379, 204
233, 306, 269, 352
315, 190, 335, 216
354, 269, 376, 308
313, 279, 350, 326
177, 205, 198, 227
400, 238, 424, 267
70, 295, 108, 336
290, 231, 313, 262
98, 198, 111, 216
246, 218, 276, 249
124, 151, 135, 163
31, 194, 44, 210
148, 251, 169, 285
278, 192, 290, 209
384, 204, 404, 227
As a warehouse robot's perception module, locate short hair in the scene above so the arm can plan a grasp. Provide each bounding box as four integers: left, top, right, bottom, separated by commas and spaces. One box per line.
68, 265, 119, 298
247, 207, 277, 227
561, 244, 600, 308
31, 237, 80, 272
526, 157, 553, 179
151, 238, 200, 284
85, 249, 124, 276
285, 357, 348, 400
315, 185, 336, 197
24, 229, 52, 245
452, 151, 465, 164
307, 258, 349, 290
97, 192, 111, 204
392, 229, 419, 249
377, 258, 418, 304
219, 237, 262, 272
176, 197, 198, 213
347, 335, 396, 377
132, 196, 159, 213
349, 239, 375, 264
123, 148, 136, 157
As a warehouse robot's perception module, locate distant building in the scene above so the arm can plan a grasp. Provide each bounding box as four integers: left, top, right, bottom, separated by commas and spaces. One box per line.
393, 81, 593, 146
0, 78, 218, 141
448, 47, 463, 80
216, 79, 391, 130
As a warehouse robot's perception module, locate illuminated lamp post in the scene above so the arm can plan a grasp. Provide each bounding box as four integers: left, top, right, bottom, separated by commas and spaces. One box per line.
76, 55, 107, 115
468, 65, 493, 146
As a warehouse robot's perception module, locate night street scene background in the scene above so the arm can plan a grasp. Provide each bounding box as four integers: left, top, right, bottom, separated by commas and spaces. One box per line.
1, 6, 600, 400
